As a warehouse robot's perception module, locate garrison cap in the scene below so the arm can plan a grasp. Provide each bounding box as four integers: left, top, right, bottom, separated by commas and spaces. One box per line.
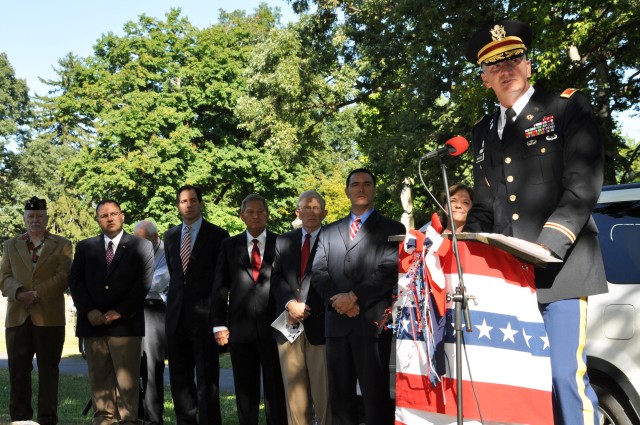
465, 19, 533, 66
25, 196, 47, 210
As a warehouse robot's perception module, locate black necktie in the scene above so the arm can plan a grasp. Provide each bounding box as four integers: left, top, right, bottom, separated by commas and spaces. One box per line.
502, 107, 516, 139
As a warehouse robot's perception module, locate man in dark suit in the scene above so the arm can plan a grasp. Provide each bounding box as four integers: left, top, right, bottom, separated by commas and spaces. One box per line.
1, 197, 72, 425
464, 20, 607, 424
272, 190, 331, 425
312, 169, 405, 425
212, 194, 286, 425
69, 199, 154, 425
164, 185, 229, 425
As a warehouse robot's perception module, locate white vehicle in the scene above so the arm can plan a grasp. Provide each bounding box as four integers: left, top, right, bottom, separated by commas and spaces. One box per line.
586, 183, 640, 425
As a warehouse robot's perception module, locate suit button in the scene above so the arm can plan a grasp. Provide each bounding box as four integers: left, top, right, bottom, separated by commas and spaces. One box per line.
512, 213, 520, 220
541, 147, 546, 153
507, 176, 514, 182
504, 157, 511, 164
296, 289, 300, 293
105, 285, 109, 289
509, 195, 516, 202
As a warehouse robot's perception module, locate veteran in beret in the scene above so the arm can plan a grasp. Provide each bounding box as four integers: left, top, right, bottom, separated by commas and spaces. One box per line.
464, 19, 607, 425
1, 197, 73, 425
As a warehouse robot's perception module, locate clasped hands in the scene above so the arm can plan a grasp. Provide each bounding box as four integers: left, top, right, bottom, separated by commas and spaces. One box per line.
331, 291, 359, 317
214, 329, 229, 346
16, 289, 39, 309
87, 309, 122, 326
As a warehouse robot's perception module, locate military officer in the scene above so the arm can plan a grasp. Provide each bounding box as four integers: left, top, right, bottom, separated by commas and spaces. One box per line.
464, 19, 608, 425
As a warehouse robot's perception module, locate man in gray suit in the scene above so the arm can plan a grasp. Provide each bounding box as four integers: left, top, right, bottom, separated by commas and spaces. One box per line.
312, 169, 405, 425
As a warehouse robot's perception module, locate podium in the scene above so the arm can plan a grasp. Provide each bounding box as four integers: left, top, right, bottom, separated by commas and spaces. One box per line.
394, 231, 554, 425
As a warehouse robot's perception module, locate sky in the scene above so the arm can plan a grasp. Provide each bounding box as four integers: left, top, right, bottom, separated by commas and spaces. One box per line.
0, 1, 638, 140
0, 0, 297, 95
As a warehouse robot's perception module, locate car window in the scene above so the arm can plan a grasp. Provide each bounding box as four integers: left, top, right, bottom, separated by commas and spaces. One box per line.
593, 200, 640, 284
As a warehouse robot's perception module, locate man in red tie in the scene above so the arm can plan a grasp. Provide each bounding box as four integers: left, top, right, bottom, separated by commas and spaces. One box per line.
272, 190, 331, 425
312, 169, 405, 425
212, 194, 286, 425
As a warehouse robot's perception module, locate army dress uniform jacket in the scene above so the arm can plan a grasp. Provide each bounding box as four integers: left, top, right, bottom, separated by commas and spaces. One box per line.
465, 87, 608, 303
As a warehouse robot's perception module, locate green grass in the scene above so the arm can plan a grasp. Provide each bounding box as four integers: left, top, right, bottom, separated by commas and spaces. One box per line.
0, 367, 265, 424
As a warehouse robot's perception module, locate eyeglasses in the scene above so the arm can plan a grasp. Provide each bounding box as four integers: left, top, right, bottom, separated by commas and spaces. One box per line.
298, 206, 324, 213
482, 55, 526, 74
97, 211, 123, 220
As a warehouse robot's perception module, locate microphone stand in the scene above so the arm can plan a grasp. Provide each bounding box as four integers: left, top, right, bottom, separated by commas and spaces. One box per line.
438, 155, 474, 425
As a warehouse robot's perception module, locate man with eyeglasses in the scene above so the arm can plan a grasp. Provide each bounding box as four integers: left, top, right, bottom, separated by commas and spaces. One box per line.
464, 20, 607, 424
271, 190, 331, 425
69, 199, 154, 424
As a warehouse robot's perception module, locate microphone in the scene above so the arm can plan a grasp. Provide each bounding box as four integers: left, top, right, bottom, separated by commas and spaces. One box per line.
420, 136, 469, 160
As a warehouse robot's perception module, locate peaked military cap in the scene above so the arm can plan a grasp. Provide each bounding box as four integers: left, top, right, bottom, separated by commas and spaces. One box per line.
465, 19, 533, 66
25, 196, 47, 210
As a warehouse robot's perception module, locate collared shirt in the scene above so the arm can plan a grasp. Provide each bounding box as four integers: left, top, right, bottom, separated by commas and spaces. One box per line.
245, 229, 267, 261
301, 226, 321, 249
147, 239, 171, 302
350, 208, 375, 227
104, 230, 124, 254
181, 216, 203, 251
498, 85, 535, 138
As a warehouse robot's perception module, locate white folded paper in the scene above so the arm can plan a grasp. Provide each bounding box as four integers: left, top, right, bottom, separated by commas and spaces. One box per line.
271, 310, 304, 343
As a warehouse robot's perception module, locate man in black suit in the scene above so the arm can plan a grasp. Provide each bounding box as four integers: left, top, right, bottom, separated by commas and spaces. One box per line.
212, 194, 286, 425
163, 185, 230, 425
272, 190, 331, 425
312, 168, 405, 425
69, 199, 154, 425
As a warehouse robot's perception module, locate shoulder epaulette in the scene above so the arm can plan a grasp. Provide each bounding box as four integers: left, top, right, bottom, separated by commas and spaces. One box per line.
560, 88, 580, 98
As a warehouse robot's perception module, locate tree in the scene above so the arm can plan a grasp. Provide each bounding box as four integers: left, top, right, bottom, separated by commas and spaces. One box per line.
282, 0, 639, 220
0, 52, 31, 245
39, 7, 315, 235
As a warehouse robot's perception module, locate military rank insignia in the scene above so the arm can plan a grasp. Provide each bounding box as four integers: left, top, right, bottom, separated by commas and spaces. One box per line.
525, 115, 555, 139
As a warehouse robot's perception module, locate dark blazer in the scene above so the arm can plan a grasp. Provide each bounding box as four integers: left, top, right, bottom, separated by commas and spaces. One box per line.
271, 228, 325, 345
211, 230, 278, 344
164, 219, 229, 337
311, 210, 405, 338
69, 232, 154, 337
466, 87, 608, 303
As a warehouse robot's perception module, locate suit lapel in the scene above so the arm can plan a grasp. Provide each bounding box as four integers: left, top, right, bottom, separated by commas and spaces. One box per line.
259, 231, 277, 283
238, 232, 253, 280
291, 229, 303, 283
338, 217, 350, 249
33, 237, 57, 272
106, 232, 129, 277
14, 238, 34, 269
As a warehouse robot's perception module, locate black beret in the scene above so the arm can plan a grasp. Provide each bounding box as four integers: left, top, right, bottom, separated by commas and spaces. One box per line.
465, 19, 533, 66
25, 196, 47, 210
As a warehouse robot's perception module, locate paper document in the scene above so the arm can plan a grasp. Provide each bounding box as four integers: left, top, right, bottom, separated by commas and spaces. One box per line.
455, 233, 563, 267
271, 310, 304, 343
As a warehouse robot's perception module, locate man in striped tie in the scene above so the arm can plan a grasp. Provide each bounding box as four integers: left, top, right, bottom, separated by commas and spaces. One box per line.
163, 186, 230, 425
312, 168, 405, 425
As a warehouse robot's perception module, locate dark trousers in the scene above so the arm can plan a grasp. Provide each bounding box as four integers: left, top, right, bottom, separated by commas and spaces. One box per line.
230, 339, 287, 425
167, 322, 221, 425
6, 317, 64, 425
141, 302, 167, 425
326, 334, 391, 425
